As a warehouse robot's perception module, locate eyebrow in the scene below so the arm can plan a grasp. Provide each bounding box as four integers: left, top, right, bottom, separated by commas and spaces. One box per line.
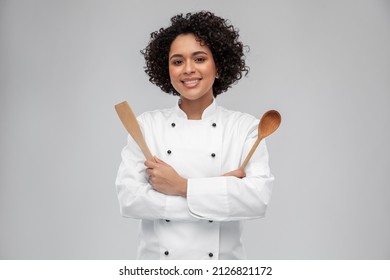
169, 51, 208, 60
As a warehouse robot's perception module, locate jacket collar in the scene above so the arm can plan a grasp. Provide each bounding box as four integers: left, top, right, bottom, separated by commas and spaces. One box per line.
174, 98, 217, 120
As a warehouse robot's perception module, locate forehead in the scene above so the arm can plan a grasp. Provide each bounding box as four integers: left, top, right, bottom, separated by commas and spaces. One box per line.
169, 33, 212, 54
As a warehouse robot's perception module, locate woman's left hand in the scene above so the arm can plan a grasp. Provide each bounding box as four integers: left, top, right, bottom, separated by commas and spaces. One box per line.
145, 156, 187, 197
223, 168, 246, 178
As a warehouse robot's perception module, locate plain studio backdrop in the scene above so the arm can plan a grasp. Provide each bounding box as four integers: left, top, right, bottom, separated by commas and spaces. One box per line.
1, 0, 389, 259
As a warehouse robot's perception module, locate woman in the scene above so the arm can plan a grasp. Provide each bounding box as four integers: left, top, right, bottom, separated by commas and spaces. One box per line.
115, 11, 274, 260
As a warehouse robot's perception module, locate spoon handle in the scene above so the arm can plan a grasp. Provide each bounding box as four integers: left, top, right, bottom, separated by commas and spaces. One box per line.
240, 137, 262, 170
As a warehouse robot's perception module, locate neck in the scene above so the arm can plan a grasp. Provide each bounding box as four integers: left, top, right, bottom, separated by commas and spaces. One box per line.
179, 94, 214, 120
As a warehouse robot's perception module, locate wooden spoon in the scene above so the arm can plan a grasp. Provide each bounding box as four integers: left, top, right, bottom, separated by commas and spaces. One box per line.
115, 101, 155, 162
240, 110, 281, 170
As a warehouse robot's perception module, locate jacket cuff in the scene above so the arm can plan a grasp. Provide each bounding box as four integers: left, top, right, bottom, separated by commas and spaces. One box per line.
186, 177, 230, 220
164, 194, 200, 221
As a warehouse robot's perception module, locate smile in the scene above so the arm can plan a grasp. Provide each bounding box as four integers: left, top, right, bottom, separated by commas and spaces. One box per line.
182, 78, 201, 87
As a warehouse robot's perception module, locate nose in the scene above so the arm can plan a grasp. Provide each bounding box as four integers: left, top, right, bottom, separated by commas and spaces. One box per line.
184, 60, 195, 74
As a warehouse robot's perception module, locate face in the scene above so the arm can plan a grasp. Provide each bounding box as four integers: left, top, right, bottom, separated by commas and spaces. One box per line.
168, 33, 217, 102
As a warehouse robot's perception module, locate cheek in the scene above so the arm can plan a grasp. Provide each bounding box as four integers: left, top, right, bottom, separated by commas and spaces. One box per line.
168, 65, 173, 79
168, 66, 178, 82
204, 62, 217, 77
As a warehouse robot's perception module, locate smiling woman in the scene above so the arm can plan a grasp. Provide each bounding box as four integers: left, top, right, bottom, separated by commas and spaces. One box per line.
142, 11, 249, 97
168, 34, 217, 119
115, 11, 274, 260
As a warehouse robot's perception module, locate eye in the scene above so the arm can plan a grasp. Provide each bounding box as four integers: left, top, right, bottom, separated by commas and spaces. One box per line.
195, 57, 206, 63
172, 60, 183, 66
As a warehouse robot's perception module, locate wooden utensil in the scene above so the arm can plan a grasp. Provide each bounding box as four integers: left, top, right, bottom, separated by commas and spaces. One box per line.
115, 101, 154, 162
240, 110, 281, 170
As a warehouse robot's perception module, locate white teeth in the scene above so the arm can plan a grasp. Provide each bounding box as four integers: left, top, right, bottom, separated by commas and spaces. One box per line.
183, 80, 199, 85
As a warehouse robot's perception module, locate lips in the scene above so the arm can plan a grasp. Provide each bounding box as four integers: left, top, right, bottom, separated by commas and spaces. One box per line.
181, 78, 202, 88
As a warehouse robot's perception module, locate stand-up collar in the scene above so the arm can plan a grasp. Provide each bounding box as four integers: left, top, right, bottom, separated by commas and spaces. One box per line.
174, 98, 217, 119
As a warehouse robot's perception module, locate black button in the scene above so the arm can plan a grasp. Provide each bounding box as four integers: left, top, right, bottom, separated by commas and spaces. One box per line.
165, 220, 170, 222
167, 150, 172, 155
212, 123, 217, 127
164, 250, 169, 256
211, 153, 216, 158
209, 252, 213, 257
171, 123, 176, 127
209, 220, 213, 223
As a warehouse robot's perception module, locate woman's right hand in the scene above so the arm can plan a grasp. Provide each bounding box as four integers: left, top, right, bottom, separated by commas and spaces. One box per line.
145, 156, 188, 197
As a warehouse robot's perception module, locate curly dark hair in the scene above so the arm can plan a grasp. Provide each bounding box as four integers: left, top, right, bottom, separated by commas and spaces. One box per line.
141, 11, 249, 97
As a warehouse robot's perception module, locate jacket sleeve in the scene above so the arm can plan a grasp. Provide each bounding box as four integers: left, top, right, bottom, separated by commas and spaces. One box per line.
186, 120, 275, 222
115, 120, 199, 221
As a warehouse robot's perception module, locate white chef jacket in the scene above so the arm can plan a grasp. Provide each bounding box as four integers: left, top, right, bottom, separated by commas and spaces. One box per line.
115, 98, 274, 260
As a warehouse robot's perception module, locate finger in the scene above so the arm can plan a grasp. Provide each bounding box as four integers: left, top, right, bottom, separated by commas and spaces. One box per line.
154, 156, 167, 165
144, 160, 159, 168
145, 168, 153, 175
223, 168, 246, 178
236, 169, 246, 178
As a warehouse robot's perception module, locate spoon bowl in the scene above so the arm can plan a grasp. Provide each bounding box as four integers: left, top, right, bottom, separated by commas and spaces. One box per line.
259, 110, 281, 138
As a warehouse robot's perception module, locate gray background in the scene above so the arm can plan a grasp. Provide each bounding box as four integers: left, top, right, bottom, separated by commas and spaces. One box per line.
1, 0, 389, 259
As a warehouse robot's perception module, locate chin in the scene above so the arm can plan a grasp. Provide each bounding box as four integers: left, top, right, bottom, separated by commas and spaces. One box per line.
180, 92, 205, 100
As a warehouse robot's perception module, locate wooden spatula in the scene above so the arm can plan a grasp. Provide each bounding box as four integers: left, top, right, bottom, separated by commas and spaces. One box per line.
115, 101, 154, 162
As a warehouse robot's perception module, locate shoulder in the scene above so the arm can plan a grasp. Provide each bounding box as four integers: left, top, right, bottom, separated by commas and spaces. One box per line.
217, 105, 258, 132
137, 107, 174, 125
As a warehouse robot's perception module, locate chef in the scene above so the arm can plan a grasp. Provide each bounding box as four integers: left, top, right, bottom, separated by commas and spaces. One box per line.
115, 11, 274, 260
